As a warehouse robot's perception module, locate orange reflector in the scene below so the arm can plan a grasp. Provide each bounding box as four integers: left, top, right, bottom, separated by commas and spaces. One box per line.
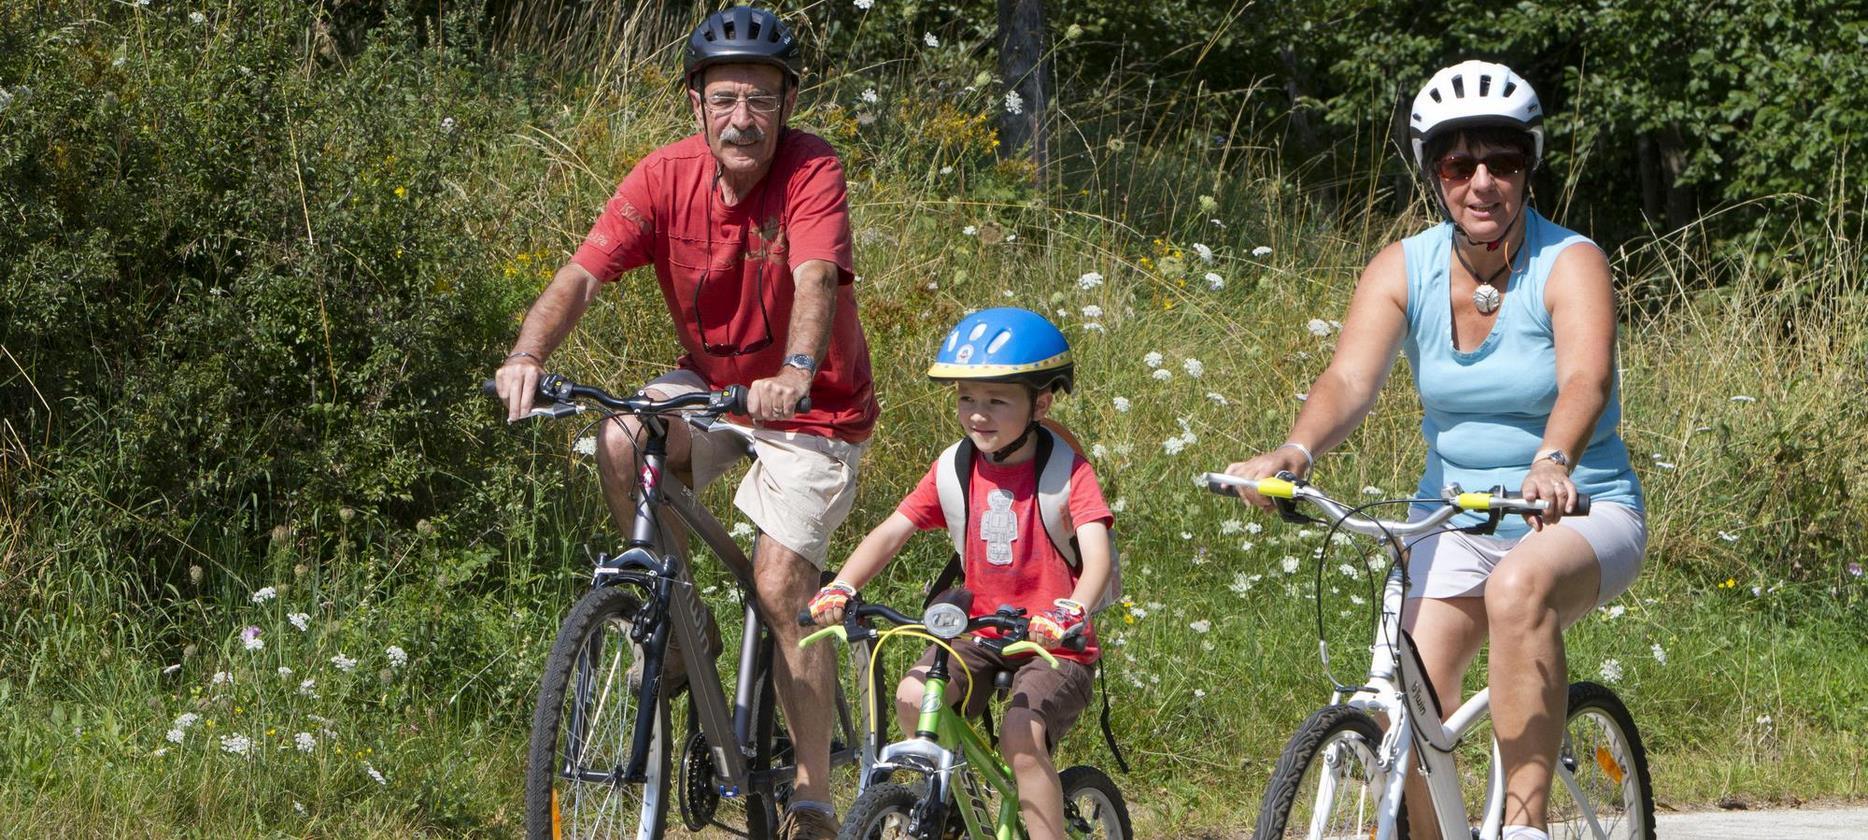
551, 788, 563, 839
1596, 746, 1625, 784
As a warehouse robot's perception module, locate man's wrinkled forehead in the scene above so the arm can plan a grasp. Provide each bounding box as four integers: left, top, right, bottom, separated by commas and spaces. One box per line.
701, 63, 785, 95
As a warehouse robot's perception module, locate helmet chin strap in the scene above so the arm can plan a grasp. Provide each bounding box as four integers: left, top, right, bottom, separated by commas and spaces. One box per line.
986, 421, 1039, 463
1452, 201, 1524, 252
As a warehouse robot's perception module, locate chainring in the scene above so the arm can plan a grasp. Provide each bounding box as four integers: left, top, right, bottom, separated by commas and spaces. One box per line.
678, 727, 718, 830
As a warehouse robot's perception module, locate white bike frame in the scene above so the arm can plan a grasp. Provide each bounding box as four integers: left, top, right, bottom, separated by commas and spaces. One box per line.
1205, 474, 1616, 840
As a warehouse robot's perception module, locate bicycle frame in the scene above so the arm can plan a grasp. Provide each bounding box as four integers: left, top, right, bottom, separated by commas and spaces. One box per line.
1217, 475, 1616, 840
601, 413, 870, 802
875, 648, 1027, 840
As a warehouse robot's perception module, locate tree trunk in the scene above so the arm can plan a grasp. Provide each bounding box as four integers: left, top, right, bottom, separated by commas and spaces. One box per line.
1659, 125, 1697, 232
996, 0, 1049, 183
1637, 132, 1663, 225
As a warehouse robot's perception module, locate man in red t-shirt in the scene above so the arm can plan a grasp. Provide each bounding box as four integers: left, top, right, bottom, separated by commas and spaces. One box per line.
492, 9, 874, 836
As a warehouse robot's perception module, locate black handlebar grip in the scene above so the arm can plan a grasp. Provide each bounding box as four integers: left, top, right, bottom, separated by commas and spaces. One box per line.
1206, 478, 1240, 497
794, 395, 812, 414
480, 379, 499, 398
1569, 493, 1592, 516
1060, 633, 1088, 653
796, 608, 816, 627
723, 385, 750, 415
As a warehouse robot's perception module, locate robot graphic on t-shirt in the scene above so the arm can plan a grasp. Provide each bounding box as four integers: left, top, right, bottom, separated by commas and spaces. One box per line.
980, 489, 1018, 566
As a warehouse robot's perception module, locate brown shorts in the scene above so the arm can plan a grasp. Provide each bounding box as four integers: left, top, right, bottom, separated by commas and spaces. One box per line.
911, 641, 1094, 747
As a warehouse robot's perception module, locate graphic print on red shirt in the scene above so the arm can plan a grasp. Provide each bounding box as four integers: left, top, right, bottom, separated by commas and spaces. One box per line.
897, 453, 1114, 665
569, 130, 878, 442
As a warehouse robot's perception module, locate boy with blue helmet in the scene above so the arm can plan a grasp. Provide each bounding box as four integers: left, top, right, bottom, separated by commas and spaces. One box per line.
807, 308, 1117, 840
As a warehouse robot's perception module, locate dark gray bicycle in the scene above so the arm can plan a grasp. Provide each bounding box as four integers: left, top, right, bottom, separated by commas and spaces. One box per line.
489, 374, 878, 839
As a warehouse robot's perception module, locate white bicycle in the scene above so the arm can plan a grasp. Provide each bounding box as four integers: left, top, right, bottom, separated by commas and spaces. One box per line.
1203, 472, 1654, 840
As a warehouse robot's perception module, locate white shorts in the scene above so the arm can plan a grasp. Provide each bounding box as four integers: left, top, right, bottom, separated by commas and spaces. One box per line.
1404, 503, 1647, 608
644, 370, 866, 568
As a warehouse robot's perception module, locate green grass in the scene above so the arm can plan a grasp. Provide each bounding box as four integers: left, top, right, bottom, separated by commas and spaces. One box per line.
2, 2, 1865, 835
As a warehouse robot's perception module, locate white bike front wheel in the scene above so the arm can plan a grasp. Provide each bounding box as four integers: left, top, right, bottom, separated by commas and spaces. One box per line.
1253, 704, 1393, 840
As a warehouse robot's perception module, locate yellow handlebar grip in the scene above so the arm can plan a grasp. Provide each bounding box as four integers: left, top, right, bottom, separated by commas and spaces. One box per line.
1002, 641, 1062, 668
1455, 492, 1494, 511
1256, 477, 1298, 499
798, 624, 849, 649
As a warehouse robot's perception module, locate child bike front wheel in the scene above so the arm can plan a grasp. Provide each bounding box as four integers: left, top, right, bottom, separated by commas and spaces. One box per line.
1060, 765, 1132, 839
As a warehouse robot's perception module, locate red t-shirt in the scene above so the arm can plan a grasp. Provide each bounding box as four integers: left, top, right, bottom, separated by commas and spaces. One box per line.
570, 131, 878, 442
897, 452, 1114, 665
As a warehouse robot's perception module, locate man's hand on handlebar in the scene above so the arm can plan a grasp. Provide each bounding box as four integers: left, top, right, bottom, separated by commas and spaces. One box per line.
496, 355, 544, 423
747, 366, 811, 423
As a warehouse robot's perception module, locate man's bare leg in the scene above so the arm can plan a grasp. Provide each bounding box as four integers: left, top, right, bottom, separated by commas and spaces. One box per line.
755, 534, 835, 807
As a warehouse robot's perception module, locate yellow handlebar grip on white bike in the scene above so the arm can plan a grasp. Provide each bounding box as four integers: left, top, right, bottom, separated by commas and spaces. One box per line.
1001, 641, 1061, 668
1255, 477, 1298, 499
1455, 492, 1494, 511
798, 624, 848, 649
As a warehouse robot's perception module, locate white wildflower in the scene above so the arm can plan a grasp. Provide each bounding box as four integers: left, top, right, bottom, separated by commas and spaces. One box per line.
161, 663, 182, 676
1295, 392, 1309, 401
175, 712, 200, 729
211, 671, 231, 686
1205, 392, 1229, 405
1338, 563, 1358, 577
1204, 272, 1224, 290
295, 732, 316, 753
1077, 271, 1104, 289
440, 116, 456, 133
1653, 461, 1676, 470
1188, 620, 1211, 634
854, 0, 874, 8
251, 587, 277, 604
294, 802, 307, 816
1717, 531, 1740, 542
189, 11, 205, 24
277, 666, 294, 678
1307, 318, 1332, 337
298, 678, 318, 698
1603, 604, 1626, 620
1090, 443, 1108, 460
1251, 245, 1272, 257
1362, 486, 1384, 496
1143, 351, 1163, 368
1192, 243, 1214, 263
573, 436, 596, 456
962, 225, 978, 236
1162, 436, 1188, 455
923, 32, 939, 48
220, 734, 252, 756
1081, 304, 1104, 319
1220, 519, 1245, 535
1730, 395, 1756, 403
1001, 289, 1015, 298
730, 521, 756, 539
1756, 714, 1773, 727
859, 88, 879, 105
166, 728, 185, 744
365, 763, 387, 785
1083, 322, 1106, 333
1281, 556, 1301, 575
1152, 368, 1172, 382
1003, 90, 1023, 115
288, 612, 310, 631
1651, 643, 1667, 665
939, 165, 953, 175
1193, 688, 1206, 698
331, 654, 358, 673
1182, 358, 1204, 378
1112, 396, 1130, 413
385, 645, 409, 668
1599, 658, 1624, 683
1180, 531, 1193, 541
1109, 497, 1127, 513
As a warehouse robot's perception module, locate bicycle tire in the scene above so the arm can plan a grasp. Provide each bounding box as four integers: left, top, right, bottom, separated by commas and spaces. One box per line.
838, 782, 925, 840
1252, 704, 1394, 840
1060, 765, 1132, 839
1547, 681, 1655, 840
524, 583, 672, 839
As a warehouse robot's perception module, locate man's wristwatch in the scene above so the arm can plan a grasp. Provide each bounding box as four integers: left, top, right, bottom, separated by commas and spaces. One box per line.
1536, 449, 1571, 470
782, 353, 818, 375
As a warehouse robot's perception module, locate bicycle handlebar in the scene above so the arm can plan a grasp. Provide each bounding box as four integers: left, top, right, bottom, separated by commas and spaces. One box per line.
1202, 471, 1589, 538
796, 601, 1088, 653
482, 373, 809, 420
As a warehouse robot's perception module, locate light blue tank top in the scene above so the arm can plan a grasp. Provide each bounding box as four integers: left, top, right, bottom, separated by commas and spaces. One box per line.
1401, 208, 1643, 537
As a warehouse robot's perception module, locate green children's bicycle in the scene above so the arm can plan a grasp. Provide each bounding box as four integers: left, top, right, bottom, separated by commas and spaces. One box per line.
797, 599, 1131, 840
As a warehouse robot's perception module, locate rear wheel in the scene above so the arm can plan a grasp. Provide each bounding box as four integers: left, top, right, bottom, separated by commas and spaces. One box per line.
1548, 681, 1655, 839
524, 583, 671, 839
1060, 765, 1131, 839
1252, 704, 1392, 840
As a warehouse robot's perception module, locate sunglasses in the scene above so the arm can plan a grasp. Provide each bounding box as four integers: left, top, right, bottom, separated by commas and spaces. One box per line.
1435, 150, 1530, 182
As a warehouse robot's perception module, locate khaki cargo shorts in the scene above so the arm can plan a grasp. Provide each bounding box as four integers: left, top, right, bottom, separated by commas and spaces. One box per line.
644, 370, 865, 568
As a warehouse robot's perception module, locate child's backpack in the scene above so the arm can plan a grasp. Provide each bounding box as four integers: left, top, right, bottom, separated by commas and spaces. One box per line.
924, 420, 1124, 615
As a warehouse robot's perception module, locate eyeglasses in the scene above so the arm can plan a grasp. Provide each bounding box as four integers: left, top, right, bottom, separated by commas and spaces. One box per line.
703, 93, 782, 115
1435, 150, 1530, 182
692, 193, 775, 357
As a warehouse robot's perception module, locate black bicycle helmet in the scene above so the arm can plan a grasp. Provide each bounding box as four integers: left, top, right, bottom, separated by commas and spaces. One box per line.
684, 6, 802, 89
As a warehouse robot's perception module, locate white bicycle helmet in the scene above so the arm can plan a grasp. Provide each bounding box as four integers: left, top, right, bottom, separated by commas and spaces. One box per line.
1408, 60, 1544, 174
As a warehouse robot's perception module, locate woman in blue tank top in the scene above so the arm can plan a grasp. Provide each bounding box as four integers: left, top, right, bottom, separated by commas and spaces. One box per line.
1225, 61, 1645, 840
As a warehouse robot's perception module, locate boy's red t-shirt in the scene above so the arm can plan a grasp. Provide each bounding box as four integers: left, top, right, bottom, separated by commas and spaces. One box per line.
897, 452, 1114, 665
569, 130, 878, 442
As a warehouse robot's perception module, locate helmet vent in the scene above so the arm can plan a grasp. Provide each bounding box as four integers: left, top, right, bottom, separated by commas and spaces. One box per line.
722, 20, 736, 38
986, 331, 1012, 354
1502, 79, 1518, 97
1428, 88, 1443, 104
1478, 75, 1492, 96
1450, 75, 1466, 98
967, 323, 988, 342
748, 19, 762, 40
944, 331, 959, 352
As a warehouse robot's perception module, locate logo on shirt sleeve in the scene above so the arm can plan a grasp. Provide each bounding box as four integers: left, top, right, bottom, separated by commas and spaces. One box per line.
979, 489, 1018, 566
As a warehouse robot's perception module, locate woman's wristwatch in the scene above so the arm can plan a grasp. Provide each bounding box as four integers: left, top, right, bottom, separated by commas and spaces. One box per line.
1535, 448, 1571, 472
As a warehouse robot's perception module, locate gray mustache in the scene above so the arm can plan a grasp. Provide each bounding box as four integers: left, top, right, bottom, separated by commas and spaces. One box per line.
720, 125, 765, 145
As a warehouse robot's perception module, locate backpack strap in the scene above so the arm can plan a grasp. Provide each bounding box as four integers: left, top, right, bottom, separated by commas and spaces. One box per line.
1033, 427, 1080, 568
925, 439, 976, 609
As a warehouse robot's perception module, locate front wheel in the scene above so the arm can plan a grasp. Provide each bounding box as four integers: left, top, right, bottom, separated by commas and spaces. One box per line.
1252, 704, 1392, 840
524, 583, 671, 839
1547, 681, 1655, 839
1060, 765, 1131, 839
838, 782, 925, 840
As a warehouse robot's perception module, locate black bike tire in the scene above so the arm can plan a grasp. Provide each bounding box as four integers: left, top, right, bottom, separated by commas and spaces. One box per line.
1252, 704, 1395, 840
1058, 765, 1132, 839
837, 782, 924, 840
524, 583, 672, 839
1552, 681, 1655, 840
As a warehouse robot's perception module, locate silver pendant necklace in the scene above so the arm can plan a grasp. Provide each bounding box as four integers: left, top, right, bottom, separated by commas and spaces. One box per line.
1473, 283, 1503, 315
1454, 235, 1520, 316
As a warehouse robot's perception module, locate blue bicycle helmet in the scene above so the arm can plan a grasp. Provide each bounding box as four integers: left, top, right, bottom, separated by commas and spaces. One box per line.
928, 308, 1074, 394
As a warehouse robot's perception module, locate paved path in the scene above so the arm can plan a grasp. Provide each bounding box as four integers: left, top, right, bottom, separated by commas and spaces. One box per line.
1655, 806, 1868, 838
